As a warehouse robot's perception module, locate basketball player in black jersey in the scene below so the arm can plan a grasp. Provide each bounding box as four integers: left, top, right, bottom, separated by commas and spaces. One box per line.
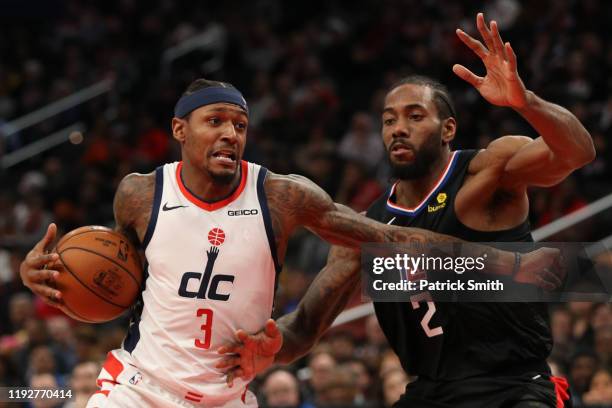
217, 13, 595, 408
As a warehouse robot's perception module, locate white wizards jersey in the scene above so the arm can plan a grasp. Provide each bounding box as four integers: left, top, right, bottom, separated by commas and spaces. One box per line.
123, 161, 279, 406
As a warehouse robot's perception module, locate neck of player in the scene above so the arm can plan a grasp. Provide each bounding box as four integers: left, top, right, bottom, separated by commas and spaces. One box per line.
180, 160, 242, 203
395, 149, 451, 208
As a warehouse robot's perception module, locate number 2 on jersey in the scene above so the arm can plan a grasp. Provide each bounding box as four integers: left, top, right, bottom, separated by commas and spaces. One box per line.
195, 308, 213, 349
410, 293, 443, 338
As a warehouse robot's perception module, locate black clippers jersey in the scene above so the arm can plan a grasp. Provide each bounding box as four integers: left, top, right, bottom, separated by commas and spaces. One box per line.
366, 150, 552, 380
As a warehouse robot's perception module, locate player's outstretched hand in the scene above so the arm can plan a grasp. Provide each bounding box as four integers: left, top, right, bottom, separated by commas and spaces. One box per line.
515, 248, 566, 291
19, 223, 64, 307
216, 319, 283, 387
453, 12, 528, 109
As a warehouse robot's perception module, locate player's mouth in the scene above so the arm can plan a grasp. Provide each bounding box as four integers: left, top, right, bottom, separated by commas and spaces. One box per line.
211, 150, 237, 167
390, 143, 415, 160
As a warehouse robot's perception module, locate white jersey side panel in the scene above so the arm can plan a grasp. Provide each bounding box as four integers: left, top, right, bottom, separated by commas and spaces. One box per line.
123, 161, 278, 406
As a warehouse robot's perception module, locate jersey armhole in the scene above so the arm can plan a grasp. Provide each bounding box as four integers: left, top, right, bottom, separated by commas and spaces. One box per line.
256, 168, 282, 275
142, 166, 164, 250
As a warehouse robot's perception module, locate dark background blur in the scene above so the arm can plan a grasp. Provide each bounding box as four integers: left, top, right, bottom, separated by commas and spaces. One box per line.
0, 0, 611, 407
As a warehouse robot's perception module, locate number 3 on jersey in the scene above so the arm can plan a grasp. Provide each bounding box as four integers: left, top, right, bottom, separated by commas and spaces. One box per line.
410, 293, 443, 338
195, 308, 213, 349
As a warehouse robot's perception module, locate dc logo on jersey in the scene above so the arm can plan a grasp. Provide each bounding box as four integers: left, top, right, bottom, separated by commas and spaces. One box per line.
178, 228, 234, 301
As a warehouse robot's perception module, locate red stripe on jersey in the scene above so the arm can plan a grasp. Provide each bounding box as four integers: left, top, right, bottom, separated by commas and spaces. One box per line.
97, 379, 118, 387
94, 390, 110, 396
186, 391, 204, 397
176, 160, 248, 211
185, 395, 201, 402
550, 375, 570, 408
102, 352, 124, 381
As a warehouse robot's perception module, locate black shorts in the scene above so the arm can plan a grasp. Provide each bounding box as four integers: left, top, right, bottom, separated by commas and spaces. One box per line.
393, 373, 571, 408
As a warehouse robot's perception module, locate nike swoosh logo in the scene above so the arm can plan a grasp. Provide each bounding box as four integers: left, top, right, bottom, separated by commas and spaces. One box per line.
162, 203, 188, 211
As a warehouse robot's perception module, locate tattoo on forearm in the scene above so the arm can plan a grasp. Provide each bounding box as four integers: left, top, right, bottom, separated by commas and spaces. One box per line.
276, 247, 361, 363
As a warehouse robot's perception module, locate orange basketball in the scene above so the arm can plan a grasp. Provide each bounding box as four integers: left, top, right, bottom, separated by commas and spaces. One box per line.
52, 226, 143, 323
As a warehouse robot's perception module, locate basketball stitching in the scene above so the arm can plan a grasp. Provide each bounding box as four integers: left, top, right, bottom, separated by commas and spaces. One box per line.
57, 251, 132, 309
57, 228, 116, 248
60, 246, 141, 288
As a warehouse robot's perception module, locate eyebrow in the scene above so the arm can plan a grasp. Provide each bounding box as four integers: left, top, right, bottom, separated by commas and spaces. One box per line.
383, 103, 428, 114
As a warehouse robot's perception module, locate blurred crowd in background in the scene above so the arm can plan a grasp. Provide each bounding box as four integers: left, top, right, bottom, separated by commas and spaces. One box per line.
0, 0, 611, 407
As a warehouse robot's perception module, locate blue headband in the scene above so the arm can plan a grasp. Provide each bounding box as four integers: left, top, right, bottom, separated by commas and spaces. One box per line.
174, 86, 249, 118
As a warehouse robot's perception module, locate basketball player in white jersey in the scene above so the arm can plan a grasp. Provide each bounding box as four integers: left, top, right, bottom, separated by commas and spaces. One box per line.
20, 79, 563, 408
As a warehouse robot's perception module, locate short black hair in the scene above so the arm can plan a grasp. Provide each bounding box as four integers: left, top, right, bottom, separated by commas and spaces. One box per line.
387, 75, 457, 120
182, 78, 236, 96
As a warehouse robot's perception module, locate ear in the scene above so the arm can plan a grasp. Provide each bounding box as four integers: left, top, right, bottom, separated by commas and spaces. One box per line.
441, 117, 456, 144
172, 117, 187, 143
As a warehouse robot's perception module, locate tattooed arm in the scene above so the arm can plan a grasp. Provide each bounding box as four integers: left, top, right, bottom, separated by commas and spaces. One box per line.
265, 172, 520, 276
276, 245, 360, 363
112, 172, 156, 248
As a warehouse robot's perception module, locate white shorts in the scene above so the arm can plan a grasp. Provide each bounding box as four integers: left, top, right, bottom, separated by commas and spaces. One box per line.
87, 350, 257, 408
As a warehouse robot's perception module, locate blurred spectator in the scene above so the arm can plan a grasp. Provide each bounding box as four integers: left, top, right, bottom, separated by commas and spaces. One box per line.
328, 332, 356, 364
29, 373, 62, 408
379, 350, 403, 379
306, 348, 337, 398
582, 368, 612, 407
315, 365, 360, 408
343, 358, 375, 404
569, 350, 600, 398
260, 367, 314, 408
381, 368, 409, 408
64, 361, 101, 408
338, 112, 384, 172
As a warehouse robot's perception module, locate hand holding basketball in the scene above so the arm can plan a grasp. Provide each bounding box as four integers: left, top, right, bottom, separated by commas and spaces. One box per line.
19, 223, 64, 306
21, 224, 143, 323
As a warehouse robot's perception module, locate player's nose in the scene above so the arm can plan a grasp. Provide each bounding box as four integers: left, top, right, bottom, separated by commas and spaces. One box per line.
391, 121, 409, 139
219, 122, 239, 144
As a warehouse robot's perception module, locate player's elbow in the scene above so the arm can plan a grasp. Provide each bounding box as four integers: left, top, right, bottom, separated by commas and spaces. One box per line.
569, 136, 596, 169
581, 142, 596, 166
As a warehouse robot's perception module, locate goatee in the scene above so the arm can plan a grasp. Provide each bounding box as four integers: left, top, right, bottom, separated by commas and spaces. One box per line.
388, 143, 440, 180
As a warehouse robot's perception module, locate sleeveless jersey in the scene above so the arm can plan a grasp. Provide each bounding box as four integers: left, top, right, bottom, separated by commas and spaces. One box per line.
366, 150, 552, 380
123, 161, 280, 406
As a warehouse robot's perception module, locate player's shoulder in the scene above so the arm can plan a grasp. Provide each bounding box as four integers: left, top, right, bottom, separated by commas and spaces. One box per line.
117, 171, 156, 198
262, 171, 325, 202
263, 170, 317, 188
469, 135, 533, 173
114, 171, 157, 213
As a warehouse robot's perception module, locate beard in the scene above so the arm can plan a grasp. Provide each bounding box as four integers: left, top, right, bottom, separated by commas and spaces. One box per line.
388, 128, 443, 180
207, 163, 240, 185
209, 170, 237, 185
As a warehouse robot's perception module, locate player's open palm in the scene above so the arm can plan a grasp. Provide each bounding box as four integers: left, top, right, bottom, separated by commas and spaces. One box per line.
216, 319, 282, 387
453, 13, 528, 109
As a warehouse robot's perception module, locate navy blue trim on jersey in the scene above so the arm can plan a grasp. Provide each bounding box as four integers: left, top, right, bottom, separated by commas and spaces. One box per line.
123, 261, 148, 353
386, 151, 459, 217
256, 168, 282, 276
142, 166, 164, 249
